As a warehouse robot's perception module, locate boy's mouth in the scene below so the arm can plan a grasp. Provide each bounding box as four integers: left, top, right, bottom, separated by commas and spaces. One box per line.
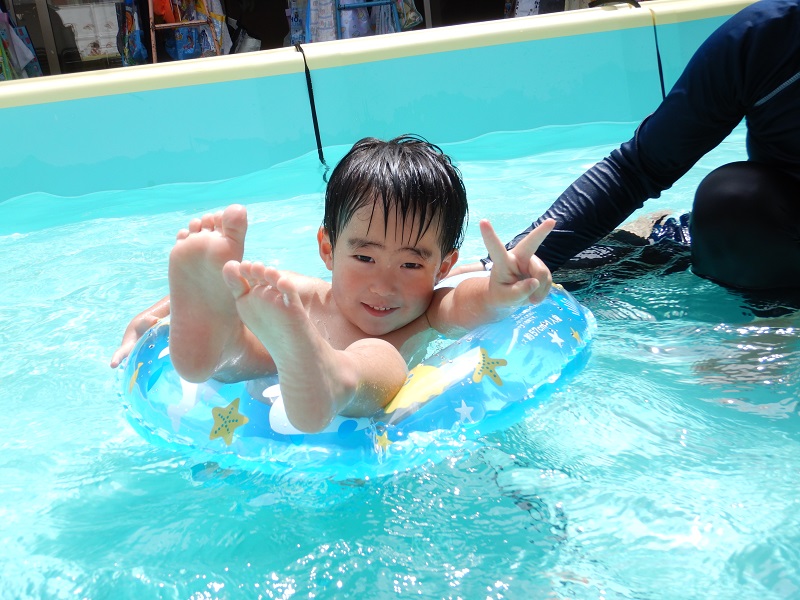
363, 303, 398, 317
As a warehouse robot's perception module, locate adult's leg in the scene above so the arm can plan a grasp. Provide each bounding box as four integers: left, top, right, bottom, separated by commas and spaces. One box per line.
690, 162, 800, 290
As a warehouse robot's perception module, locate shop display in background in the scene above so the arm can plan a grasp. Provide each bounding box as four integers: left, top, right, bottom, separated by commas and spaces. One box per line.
0, 8, 42, 79
58, 1, 118, 60
143, 0, 230, 64
6, 0, 119, 75
0, 0, 597, 78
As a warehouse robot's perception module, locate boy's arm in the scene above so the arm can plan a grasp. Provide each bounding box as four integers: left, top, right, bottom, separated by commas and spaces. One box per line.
109, 296, 171, 367
429, 219, 555, 336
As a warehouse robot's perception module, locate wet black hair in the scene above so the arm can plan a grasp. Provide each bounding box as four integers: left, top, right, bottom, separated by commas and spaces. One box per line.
322, 135, 468, 257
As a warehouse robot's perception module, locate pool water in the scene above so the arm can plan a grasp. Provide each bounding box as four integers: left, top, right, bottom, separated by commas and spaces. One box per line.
2, 123, 799, 599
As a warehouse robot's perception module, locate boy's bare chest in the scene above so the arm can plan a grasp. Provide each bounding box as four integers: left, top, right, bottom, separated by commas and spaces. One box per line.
305, 292, 434, 362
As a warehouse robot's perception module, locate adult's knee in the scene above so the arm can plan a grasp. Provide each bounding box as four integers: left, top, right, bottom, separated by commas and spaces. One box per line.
690, 162, 800, 290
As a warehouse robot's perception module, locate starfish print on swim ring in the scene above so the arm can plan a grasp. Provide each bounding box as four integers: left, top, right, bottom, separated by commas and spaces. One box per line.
548, 330, 565, 348
374, 431, 392, 452
455, 399, 474, 423
210, 397, 249, 446
473, 348, 507, 386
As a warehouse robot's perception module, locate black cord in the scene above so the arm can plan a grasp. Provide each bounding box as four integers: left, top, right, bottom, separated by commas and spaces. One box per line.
586, 0, 666, 100
651, 16, 666, 100
295, 43, 331, 181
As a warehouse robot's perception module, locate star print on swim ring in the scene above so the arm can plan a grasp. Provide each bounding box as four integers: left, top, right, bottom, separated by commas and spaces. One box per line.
120, 272, 596, 480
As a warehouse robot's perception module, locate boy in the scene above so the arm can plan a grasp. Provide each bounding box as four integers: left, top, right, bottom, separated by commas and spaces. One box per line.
111, 136, 554, 433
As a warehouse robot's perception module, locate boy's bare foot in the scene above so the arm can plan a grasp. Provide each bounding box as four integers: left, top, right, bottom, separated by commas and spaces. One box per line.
222, 260, 358, 432
168, 204, 250, 382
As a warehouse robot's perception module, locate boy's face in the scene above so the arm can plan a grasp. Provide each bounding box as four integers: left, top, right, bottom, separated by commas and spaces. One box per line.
318, 203, 457, 336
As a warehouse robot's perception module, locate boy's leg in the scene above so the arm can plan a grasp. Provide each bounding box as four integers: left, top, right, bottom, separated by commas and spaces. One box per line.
168, 204, 274, 382
690, 162, 800, 290
222, 260, 408, 433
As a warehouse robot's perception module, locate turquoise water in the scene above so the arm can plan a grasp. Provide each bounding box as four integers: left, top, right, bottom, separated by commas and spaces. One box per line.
2, 123, 799, 599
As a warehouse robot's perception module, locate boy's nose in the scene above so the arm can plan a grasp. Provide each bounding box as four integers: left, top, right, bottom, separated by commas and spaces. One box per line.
369, 270, 397, 296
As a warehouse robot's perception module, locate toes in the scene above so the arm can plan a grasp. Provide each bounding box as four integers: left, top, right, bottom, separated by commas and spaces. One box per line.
237, 260, 254, 282
221, 204, 248, 244
187, 218, 202, 233
262, 265, 281, 284
222, 260, 249, 299
200, 213, 216, 230
253, 262, 273, 284
182, 205, 247, 243
275, 274, 301, 305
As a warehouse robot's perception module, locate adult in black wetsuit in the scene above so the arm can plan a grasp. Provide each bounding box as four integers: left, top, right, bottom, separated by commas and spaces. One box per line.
476, 0, 800, 291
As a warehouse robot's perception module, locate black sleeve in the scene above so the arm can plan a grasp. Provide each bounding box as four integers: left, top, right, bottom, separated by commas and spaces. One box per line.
501, 1, 762, 271
504, 142, 652, 271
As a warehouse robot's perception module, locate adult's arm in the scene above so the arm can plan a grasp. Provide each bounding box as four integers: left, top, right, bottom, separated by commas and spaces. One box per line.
499, 0, 790, 271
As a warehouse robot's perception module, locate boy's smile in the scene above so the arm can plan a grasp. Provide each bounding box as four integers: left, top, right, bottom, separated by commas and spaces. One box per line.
319, 203, 457, 337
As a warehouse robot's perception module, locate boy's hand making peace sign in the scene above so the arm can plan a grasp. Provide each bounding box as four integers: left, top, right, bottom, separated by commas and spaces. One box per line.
480, 218, 555, 308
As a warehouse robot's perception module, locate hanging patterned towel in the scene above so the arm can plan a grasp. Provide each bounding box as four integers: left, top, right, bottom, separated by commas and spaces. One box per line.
119, 0, 148, 65
14, 27, 42, 76
340, 0, 372, 38
371, 3, 396, 35
163, 0, 226, 59
396, 0, 422, 30
0, 36, 13, 80
0, 11, 35, 78
195, 0, 229, 54
306, 0, 337, 42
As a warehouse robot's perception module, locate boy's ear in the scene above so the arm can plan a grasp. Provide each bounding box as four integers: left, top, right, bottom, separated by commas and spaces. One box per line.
318, 227, 334, 271
435, 249, 459, 284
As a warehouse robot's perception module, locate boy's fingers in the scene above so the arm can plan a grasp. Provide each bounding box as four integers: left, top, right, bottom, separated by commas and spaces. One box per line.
110, 339, 134, 368
508, 277, 540, 299
479, 219, 508, 266
528, 277, 551, 304
509, 274, 551, 305
110, 349, 123, 368
510, 219, 556, 261
526, 254, 552, 303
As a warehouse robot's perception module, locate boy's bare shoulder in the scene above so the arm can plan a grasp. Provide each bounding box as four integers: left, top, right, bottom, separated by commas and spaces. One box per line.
421, 285, 459, 336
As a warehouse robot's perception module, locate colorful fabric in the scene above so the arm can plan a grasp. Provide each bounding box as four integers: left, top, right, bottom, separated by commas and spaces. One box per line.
120, 0, 148, 65
153, 0, 179, 23
396, 0, 422, 29
0, 11, 34, 79
306, 0, 336, 43
339, 0, 372, 38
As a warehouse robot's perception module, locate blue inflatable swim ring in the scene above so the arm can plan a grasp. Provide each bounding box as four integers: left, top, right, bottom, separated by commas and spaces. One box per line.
121, 275, 595, 480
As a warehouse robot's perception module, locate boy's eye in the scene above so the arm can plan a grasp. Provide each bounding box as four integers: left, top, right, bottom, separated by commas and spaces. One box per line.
354, 255, 374, 263
402, 262, 423, 269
